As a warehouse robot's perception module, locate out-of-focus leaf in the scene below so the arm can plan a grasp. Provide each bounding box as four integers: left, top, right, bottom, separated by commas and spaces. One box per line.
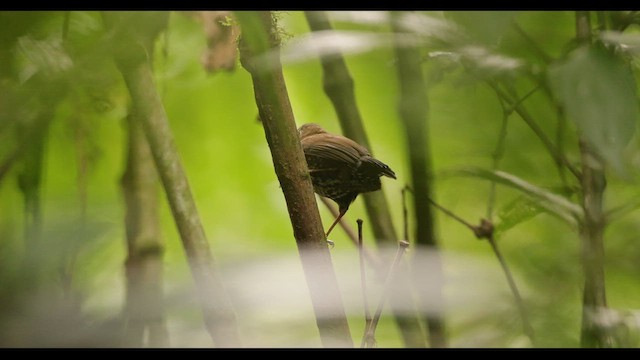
549, 46, 639, 174
601, 31, 640, 53
276, 30, 418, 64
446, 11, 519, 46
273, 12, 467, 66
426, 45, 523, 82
391, 11, 466, 46
495, 195, 544, 236
452, 167, 582, 226
326, 10, 391, 26
16, 36, 73, 82
327, 10, 465, 46
458, 45, 523, 76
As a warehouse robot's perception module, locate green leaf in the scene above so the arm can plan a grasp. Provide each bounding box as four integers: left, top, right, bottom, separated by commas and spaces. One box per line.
495, 195, 544, 236
451, 167, 582, 227
548, 46, 639, 173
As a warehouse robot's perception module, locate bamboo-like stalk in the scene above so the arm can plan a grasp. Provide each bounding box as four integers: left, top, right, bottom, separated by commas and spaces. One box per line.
236, 11, 352, 348
121, 109, 169, 347
575, 11, 611, 348
104, 12, 241, 347
303, 11, 398, 245
391, 11, 447, 348
304, 10, 427, 348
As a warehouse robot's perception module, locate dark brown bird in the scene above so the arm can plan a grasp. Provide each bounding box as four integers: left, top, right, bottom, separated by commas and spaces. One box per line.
298, 123, 396, 238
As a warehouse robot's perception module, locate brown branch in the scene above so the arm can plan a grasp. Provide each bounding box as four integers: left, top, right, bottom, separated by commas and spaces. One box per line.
121, 109, 169, 347
237, 11, 352, 348
104, 12, 241, 347
391, 11, 447, 348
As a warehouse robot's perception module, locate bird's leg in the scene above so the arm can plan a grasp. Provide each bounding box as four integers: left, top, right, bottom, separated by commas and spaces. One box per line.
325, 208, 347, 239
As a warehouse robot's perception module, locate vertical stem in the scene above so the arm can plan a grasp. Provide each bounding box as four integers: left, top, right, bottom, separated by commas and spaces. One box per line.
122, 109, 169, 347
357, 219, 372, 348
106, 12, 241, 347
122, 61, 240, 347
575, 11, 611, 348
237, 11, 352, 347
391, 11, 447, 348
305, 10, 426, 348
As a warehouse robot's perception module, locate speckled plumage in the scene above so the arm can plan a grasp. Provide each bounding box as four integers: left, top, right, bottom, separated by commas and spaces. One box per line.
298, 123, 396, 237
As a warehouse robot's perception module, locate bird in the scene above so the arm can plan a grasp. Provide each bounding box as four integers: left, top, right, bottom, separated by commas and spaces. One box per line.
298, 123, 396, 239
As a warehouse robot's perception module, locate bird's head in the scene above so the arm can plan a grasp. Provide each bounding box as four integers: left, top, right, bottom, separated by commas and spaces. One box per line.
298, 123, 327, 139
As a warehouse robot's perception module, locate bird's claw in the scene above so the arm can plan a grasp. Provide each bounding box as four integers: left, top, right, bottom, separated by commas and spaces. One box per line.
326, 239, 335, 249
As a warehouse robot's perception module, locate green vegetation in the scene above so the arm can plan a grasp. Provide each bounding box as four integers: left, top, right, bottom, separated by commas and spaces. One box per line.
1, 10, 640, 348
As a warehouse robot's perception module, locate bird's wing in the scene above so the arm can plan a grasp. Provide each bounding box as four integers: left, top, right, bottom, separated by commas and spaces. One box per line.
302, 135, 366, 167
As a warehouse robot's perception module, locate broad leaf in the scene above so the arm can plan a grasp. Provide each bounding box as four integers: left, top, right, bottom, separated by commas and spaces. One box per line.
495, 195, 544, 236
549, 46, 639, 173
452, 167, 582, 227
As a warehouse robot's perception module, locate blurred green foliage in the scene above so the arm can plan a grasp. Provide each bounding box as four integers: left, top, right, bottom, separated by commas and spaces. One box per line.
1, 10, 640, 348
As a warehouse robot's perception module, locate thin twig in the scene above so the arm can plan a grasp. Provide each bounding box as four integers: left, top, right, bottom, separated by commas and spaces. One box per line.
426, 197, 536, 345
487, 234, 536, 345
605, 196, 640, 222
402, 186, 410, 242
512, 23, 553, 64
554, 106, 569, 186
426, 196, 476, 233
320, 196, 383, 270
357, 219, 373, 348
363, 241, 410, 348
488, 81, 581, 179
487, 98, 510, 220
